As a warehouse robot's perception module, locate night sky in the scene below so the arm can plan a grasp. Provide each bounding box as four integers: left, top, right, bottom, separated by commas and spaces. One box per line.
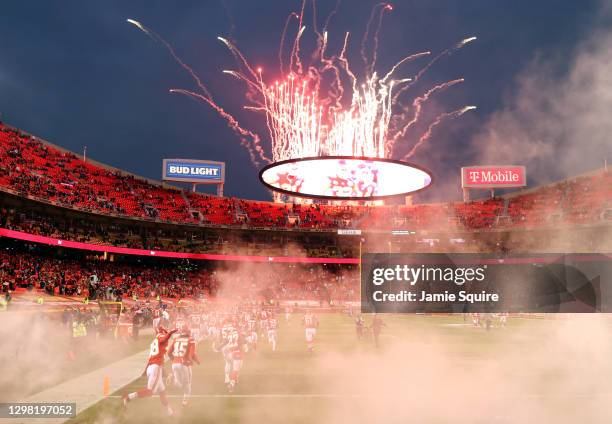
0, 0, 604, 201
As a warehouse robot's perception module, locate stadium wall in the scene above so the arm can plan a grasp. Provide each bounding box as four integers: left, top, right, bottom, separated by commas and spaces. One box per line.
0, 227, 358, 264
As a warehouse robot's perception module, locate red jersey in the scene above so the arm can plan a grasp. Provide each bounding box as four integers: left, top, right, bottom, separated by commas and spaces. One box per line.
190, 314, 201, 326
268, 318, 278, 330
169, 334, 200, 366
147, 331, 173, 366
228, 330, 244, 359
221, 323, 234, 341
303, 314, 319, 329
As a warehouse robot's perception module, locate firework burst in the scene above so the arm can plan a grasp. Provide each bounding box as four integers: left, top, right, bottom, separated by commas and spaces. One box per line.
127, 1, 476, 167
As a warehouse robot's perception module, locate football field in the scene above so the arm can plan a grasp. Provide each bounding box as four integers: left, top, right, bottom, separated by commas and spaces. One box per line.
68, 314, 612, 423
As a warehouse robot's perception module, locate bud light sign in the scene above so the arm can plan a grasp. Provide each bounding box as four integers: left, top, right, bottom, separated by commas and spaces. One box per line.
162, 159, 225, 184
461, 166, 526, 188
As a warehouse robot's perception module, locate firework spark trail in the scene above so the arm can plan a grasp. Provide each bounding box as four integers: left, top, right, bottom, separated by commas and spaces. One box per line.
311, 0, 336, 62
218, 37, 259, 80
309, 10, 346, 109
323, 0, 341, 33
310, 0, 342, 67
169, 89, 271, 165
279, 12, 299, 75
128, 18, 270, 165
338, 32, 359, 96
402, 106, 476, 160
369, 3, 394, 76
392, 36, 476, 103
290, 0, 308, 75
388, 78, 464, 155
317, 31, 346, 111
311, 0, 320, 38
222, 70, 260, 93
127, 19, 214, 100
380, 51, 429, 86
293, 26, 307, 75
361, 3, 385, 72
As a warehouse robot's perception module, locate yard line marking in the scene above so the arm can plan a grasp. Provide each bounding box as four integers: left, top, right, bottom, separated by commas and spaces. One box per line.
109, 394, 370, 399
108, 392, 612, 399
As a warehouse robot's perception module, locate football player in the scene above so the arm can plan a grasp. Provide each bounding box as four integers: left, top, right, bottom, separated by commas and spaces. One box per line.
168, 323, 200, 406
267, 316, 278, 352
123, 325, 178, 416
302, 312, 319, 353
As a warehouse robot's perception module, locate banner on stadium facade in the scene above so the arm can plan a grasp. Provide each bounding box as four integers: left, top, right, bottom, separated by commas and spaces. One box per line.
338, 229, 362, 235
391, 230, 416, 235
461, 165, 526, 188
162, 159, 225, 184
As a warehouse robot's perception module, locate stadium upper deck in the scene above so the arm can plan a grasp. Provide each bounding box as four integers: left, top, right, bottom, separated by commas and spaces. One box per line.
0, 123, 610, 233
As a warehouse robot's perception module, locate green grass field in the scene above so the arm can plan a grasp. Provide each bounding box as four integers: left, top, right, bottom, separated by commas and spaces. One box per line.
68, 314, 612, 423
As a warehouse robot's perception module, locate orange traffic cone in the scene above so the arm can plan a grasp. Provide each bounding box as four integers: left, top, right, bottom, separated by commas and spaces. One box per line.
103, 376, 110, 396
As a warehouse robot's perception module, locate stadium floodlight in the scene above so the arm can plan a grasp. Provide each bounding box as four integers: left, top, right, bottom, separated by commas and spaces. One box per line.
259, 156, 433, 200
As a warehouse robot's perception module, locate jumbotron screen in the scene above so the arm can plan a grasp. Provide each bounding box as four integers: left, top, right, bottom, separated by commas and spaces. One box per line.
259, 156, 433, 200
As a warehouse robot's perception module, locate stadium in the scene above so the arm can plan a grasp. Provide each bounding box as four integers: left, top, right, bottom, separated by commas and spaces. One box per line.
0, 1, 611, 423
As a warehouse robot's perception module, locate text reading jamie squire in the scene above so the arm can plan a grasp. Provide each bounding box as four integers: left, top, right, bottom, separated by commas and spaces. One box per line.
360, 253, 609, 313
369, 263, 499, 305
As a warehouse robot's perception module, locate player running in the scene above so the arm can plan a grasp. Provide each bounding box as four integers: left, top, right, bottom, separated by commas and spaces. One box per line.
246, 314, 258, 351
284, 305, 292, 323
152, 308, 161, 330
220, 326, 245, 392
471, 312, 481, 327
123, 325, 178, 416
355, 314, 365, 340
168, 323, 201, 406
371, 314, 385, 348
302, 312, 319, 353
267, 316, 278, 351
189, 312, 202, 342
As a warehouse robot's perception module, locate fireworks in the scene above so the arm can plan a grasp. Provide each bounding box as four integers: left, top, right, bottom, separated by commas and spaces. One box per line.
127, 1, 476, 168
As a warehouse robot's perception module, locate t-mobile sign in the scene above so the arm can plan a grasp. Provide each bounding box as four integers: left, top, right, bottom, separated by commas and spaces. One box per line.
461, 166, 526, 188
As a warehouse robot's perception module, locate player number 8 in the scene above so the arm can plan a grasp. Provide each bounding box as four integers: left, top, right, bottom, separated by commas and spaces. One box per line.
150, 338, 159, 356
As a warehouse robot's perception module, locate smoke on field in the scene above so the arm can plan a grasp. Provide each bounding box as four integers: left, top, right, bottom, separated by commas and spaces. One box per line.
310, 314, 612, 423
158, 314, 612, 424
0, 311, 148, 402
0, 313, 68, 400
210, 241, 358, 303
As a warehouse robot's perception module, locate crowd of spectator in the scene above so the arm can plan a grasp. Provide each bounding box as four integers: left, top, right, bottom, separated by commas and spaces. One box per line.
0, 245, 359, 304
1, 123, 609, 235
0, 206, 353, 257
0, 248, 216, 300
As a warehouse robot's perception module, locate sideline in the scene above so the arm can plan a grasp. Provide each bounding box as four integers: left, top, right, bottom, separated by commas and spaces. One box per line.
0, 349, 149, 424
